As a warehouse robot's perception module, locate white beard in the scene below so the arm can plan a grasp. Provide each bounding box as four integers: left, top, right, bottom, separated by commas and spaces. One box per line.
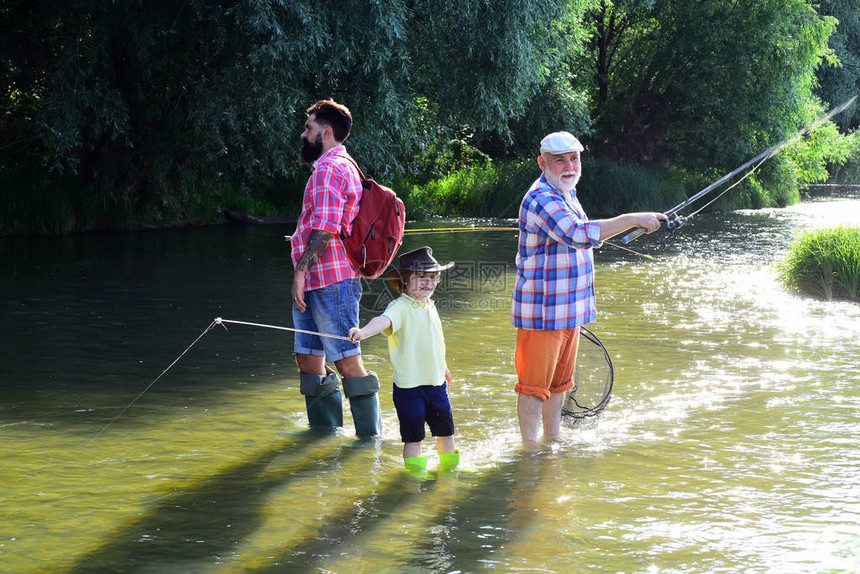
544, 170, 579, 192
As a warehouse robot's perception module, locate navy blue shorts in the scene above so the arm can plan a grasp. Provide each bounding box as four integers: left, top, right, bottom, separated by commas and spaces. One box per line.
392, 383, 455, 443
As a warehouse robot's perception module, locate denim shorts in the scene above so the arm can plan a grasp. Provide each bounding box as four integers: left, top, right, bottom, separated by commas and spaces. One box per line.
292, 278, 361, 362
392, 382, 455, 443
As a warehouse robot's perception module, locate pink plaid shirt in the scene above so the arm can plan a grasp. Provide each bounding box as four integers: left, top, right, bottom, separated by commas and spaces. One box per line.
511, 175, 602, 330
290, 146, 362, 291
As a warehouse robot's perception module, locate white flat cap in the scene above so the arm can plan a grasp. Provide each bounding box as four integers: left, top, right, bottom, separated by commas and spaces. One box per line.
540, 131, 584, 154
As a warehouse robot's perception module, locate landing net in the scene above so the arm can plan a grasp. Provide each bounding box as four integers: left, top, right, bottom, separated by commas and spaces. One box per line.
562, 326, 614, 428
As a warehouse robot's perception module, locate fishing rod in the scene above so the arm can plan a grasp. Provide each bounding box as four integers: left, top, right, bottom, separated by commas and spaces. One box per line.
214, 318, 351, 340
621, 95, 858, 245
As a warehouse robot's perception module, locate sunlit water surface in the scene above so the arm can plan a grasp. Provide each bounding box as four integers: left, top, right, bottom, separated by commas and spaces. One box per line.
2, 190, 859, 573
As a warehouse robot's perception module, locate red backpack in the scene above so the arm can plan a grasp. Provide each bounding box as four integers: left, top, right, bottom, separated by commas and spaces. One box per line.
341, 157, 406, 279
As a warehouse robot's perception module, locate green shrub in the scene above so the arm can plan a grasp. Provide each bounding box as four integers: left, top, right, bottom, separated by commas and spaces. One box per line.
0, 167, 105, 235
578, 158, 686, 216
777, 226, 860, 301
406, 157, 687, 219
831, 154, 860, 184
0, 163, 286, 235
405, 160, 536, 219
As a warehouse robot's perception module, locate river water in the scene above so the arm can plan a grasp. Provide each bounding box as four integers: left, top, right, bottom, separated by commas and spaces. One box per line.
2, 190, 859, 573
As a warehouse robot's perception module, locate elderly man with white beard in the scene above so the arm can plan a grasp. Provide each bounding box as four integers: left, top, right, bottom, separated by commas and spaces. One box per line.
511, 132, 667, 450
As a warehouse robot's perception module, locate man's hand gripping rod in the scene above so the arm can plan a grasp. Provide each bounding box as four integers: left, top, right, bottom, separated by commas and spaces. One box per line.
620, 215, 686, 244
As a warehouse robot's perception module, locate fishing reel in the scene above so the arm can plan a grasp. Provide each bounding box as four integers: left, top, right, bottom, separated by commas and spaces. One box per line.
620, 213, 688, 245
666, 214, 687, 230
660, 213, 688, 247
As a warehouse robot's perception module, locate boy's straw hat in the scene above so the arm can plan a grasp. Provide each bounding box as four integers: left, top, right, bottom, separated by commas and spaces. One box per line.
385, 246, 454, 293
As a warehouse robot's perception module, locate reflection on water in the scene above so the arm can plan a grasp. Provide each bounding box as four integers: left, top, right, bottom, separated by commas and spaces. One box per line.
2, 190, 860, 572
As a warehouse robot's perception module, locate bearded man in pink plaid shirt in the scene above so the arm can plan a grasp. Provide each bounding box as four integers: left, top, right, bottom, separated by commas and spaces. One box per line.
289, 99, 381, 437
512, 132, 667, 451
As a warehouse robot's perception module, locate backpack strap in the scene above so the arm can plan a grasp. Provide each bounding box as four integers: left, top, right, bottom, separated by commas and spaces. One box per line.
336, 153, 365, 241
338, 152, 367, 181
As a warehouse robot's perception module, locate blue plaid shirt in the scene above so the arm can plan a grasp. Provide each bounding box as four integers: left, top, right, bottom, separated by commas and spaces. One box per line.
511, 175, 602, 330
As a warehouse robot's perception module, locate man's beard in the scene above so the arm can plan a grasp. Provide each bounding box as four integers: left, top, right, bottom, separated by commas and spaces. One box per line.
544, 170, 579, 192
300, 134, 324, 164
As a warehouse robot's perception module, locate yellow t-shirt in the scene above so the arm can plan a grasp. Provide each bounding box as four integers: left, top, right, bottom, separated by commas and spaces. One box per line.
382, 294, 447, 389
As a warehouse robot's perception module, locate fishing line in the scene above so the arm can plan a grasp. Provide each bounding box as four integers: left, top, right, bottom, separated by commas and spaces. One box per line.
87, 318, 348, 443
403, 226, 520, 234
214, 318, 352, 341
87, 319, 221, 444
603, 240, 655, 260
682, 155, 768, 220
621, 95, 858, 245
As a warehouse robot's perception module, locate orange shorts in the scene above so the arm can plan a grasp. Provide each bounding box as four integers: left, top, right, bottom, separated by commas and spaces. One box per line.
514, 328, 580, 401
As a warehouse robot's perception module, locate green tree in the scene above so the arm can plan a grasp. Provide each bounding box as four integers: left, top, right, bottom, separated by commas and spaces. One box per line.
2, 0, 585, 230
586, 0, 652, 128
496, 0, 597, 157
816, 0, 860, 130
582, 0, 838, 191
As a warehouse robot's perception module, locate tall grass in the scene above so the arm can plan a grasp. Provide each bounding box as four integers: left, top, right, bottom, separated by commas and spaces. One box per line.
0, 169, 104, 235
577, 157, 686, 216
1, 165, 285, 236
404, 159, 536, 219
405, 157, 686, 219
777, 226, 860, 301
830, 155, 860, 184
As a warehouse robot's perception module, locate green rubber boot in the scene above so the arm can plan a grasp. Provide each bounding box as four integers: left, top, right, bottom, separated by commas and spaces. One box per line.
305, 392, 343, 429
404, 456, 428, 475
342, 373, 382, 437
300, 371, 343, 429
438, 450, 460, 470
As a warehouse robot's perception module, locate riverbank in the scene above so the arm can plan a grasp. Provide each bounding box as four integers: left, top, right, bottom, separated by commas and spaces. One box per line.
3, 157, 857, 237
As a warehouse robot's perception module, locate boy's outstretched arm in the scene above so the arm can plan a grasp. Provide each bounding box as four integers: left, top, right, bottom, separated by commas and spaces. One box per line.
348, 315, 392, 342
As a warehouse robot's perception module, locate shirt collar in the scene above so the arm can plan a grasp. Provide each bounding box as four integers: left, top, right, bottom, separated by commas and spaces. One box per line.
538, 174, 584, 214
312, 144, 346, 168
401, 293, 432, 308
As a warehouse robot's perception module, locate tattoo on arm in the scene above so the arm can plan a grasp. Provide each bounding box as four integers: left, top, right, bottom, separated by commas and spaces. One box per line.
296, 229, 333, 272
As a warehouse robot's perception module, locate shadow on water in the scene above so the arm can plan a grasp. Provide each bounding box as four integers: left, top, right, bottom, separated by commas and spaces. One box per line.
249, 451, 579, 573
251, 472, 441, 573
65, 430, 361, 573
400, 452, 582, 573
64, 436, 577, 573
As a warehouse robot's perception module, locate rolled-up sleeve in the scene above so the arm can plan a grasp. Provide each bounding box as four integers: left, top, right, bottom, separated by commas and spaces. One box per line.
528, 193, 601, 250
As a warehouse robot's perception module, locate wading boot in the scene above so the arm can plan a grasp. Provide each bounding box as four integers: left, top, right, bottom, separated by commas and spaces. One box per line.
404, 456, 428, 472
299, 369, 343, 429
438, 450, 460, 470
342, 372, 382, 437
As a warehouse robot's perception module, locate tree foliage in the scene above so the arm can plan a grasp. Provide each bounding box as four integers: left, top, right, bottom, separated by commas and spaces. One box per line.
2, 0, 586, 226
587, 0, 836, 164
815, 0, 860, 130
1, 0, 855, 233
577, 0, 849, 208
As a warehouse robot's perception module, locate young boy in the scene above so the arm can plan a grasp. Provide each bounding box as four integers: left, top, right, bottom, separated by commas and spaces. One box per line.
348, 246, 459, 472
